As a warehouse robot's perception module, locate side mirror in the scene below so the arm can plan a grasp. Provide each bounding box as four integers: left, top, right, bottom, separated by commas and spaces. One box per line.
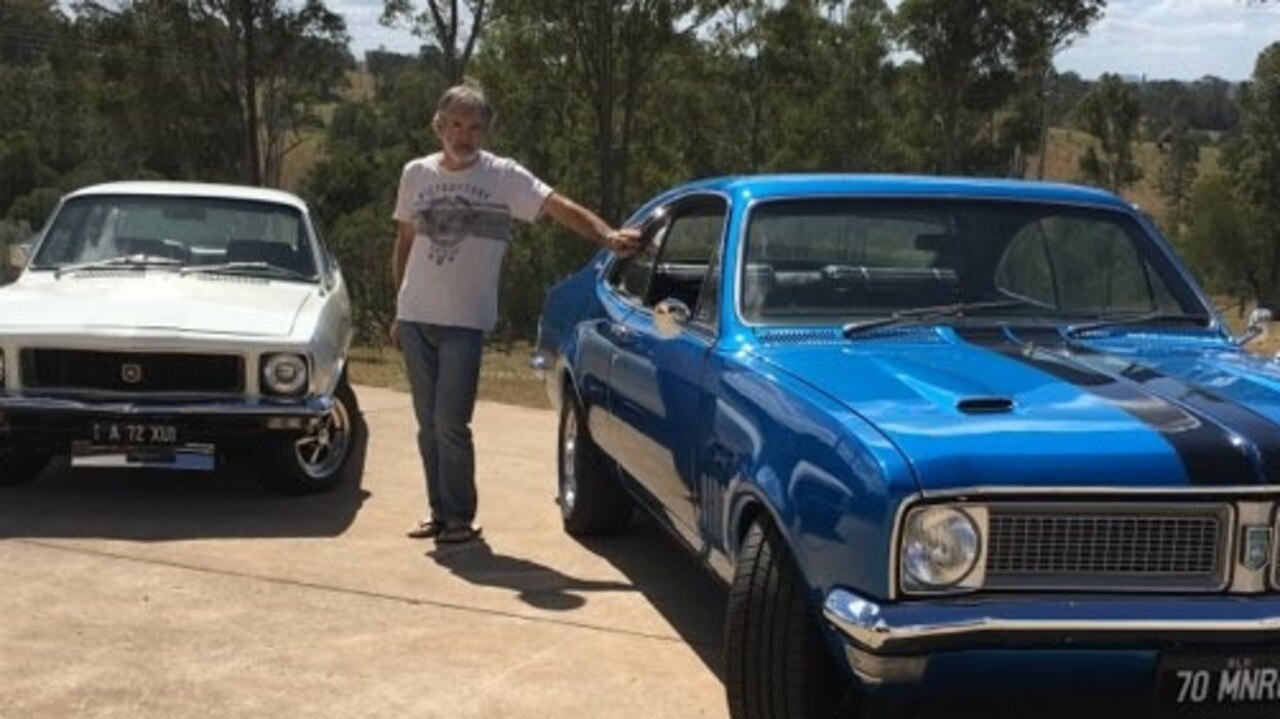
1241, 307, 1272, 346
653, 297, 691, 339
8, 242, 32, 271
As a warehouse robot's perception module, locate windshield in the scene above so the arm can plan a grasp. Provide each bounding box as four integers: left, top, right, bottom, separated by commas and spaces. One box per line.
740, 199, 1205, 325
31, 195, 318, 279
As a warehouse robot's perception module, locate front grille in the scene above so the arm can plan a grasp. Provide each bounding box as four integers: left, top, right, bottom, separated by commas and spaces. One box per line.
22, 349, 243, 394
984, 504, 1230, 592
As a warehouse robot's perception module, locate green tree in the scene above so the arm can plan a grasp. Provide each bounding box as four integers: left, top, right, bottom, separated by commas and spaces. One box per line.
1075, 73, 1143, 192
1228, 41, 1280, 305
381, 0, 488, 84
1156, 119, 1200, 239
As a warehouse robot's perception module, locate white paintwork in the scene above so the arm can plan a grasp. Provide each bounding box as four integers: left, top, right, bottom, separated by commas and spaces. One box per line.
0, 182, 352, 400
0, 272, 311, 337
65, 181, 309, 212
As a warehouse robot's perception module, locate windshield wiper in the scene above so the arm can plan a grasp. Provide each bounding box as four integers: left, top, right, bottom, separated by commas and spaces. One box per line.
54, 254, 182, 278
180, 262, 312, 282
1063, 312, 1211, 338
842, 299, 1032, 338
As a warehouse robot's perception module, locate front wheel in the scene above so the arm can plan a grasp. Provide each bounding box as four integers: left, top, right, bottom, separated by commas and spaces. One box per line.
725, 520, 850, 719
262, 380, 363, 495
557, 389, 632, 535
0, 447, 52, 487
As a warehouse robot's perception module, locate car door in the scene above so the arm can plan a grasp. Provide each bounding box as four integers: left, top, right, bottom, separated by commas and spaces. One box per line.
605, 195, 728, 542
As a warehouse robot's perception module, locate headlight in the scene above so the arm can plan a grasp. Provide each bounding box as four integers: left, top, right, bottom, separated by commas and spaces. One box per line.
262, 354, 308, 396
901, 506, 981, 590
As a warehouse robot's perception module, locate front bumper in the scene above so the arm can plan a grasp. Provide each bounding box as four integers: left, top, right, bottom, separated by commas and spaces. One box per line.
824, 588, 1280, 689
0, 393, 333, 449
824, 589, 1280, 656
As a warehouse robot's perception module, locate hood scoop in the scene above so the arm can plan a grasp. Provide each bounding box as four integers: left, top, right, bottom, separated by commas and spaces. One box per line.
957, 396, 1015, 414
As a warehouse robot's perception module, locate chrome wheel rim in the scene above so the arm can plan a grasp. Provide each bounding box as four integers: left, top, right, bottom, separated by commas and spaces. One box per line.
560, 407, 578, 516
295, 394, 351, 480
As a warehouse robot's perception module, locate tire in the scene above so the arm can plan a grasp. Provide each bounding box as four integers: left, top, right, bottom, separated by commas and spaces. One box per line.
0, 447, 52, 487
726, 520, 848, 719
557, 389, 632, 535
263, 380, 363, 495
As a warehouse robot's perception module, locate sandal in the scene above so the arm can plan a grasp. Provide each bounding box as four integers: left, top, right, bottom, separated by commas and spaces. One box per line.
434, 525, 483, 544
406, 519, 445, 539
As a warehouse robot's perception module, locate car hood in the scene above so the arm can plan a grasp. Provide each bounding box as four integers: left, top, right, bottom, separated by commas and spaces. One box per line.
0, 273, 315, 337
755, 325, 1280, 492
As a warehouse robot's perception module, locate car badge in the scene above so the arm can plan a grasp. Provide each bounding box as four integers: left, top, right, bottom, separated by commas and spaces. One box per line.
121, 363, 143, 384
1242, 526, 1273, 572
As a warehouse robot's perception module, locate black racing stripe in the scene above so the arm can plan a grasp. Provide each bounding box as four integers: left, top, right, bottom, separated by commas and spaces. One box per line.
1016, 327, 1280, 485
955, 326, 1259, 485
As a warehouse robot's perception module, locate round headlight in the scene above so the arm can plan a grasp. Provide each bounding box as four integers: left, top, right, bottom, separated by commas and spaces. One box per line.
263, 354, 308, 395
902, 506, 980, 589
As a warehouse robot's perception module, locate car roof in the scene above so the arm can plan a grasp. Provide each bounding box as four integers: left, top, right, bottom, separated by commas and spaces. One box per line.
64, 181, 309, 212
642, 174, 1133, 211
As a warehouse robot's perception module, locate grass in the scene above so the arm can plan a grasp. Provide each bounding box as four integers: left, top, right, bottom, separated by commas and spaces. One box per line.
348, 342, 551, 410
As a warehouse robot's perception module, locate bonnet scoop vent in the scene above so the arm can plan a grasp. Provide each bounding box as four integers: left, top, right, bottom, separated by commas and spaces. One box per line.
957, 396, 1014, 414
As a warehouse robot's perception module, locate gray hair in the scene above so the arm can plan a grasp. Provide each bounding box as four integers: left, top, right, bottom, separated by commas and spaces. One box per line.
432, 82, 495, 131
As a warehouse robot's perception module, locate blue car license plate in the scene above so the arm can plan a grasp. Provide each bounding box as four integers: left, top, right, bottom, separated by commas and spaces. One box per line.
1160, 652, 1280, 715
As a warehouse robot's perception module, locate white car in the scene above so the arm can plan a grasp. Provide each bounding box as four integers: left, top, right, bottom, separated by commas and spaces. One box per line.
0, 181, 359, 493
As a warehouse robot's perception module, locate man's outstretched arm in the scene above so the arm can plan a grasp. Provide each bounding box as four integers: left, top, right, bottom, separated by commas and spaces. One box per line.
540, 193, 642, 256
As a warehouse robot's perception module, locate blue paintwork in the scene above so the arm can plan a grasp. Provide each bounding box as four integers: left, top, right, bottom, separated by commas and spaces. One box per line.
536, 174, 1280, 704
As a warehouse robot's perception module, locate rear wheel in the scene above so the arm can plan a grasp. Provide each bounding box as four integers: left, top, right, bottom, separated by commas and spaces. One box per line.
726, 520, 850, 719
263, 380, 363, 495
0, 446, 52, 487
557, 389, 632, 535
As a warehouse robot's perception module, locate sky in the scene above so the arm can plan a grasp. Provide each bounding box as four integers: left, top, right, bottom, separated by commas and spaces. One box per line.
333, 0, 1280, 82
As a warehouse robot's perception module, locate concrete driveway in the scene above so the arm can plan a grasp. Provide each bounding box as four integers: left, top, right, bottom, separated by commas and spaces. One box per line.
0, 386, 729, 718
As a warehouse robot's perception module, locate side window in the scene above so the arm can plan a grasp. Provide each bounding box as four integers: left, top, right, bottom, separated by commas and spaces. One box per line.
607, 218, 667, 303
651, 198, 728, 326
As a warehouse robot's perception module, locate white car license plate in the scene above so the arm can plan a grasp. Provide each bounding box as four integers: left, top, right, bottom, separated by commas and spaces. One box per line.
90, 421, 178, 446
1160, 653, 1280, 715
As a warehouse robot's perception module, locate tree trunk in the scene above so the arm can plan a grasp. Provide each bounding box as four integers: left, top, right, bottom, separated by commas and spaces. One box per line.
240, 0, 262, 186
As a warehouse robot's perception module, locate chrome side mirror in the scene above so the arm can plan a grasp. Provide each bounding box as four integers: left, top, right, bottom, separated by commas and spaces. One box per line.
7, 242, 31, 271
1241, 307, 1272, 346
654, 298, 691, 339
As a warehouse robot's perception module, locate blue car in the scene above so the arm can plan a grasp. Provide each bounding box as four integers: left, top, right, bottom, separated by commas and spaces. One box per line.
534, 175, 1280, 719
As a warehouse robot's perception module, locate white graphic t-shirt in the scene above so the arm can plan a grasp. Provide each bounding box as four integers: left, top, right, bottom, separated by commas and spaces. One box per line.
393, 151, 553, 332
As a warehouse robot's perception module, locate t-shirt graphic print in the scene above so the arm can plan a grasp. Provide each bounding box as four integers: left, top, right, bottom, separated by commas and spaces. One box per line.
394, 151, 552, 331
416, 194, 512, 266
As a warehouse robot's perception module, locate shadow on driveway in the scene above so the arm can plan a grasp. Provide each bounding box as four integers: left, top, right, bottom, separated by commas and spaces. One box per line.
428, 511, 727, 683
0, 431, 370, 541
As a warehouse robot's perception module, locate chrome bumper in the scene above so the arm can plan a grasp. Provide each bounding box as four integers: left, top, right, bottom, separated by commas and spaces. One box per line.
824, 588, 1280, 656
0, 393, 332, 419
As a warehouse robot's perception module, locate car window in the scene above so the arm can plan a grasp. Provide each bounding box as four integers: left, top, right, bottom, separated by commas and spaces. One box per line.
996, 217, 1183, 314
607, 219, 666, 302
32, 195, 317, 278
651, 199, 727, 326
741, 199, 1202, 324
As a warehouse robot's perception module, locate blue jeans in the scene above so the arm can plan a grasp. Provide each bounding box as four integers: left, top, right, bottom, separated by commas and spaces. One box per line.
399, 322, 484, 527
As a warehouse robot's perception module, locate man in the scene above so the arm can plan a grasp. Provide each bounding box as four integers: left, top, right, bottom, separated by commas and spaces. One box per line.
392, 82, 641, 544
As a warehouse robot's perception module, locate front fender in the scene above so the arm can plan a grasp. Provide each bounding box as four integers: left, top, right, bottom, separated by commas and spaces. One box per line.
719, 358, 917, 602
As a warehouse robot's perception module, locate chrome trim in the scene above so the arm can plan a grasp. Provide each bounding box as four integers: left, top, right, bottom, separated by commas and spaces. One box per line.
0, 394, 332, 418
1272, 504, 1280, 591
1233, 501, 1272, 593
824, 587, 1280, 654
730, 193, 1225, 336
921, 485, 1280, 498
899, 504, 988, 595
889, 488, 1280, 600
